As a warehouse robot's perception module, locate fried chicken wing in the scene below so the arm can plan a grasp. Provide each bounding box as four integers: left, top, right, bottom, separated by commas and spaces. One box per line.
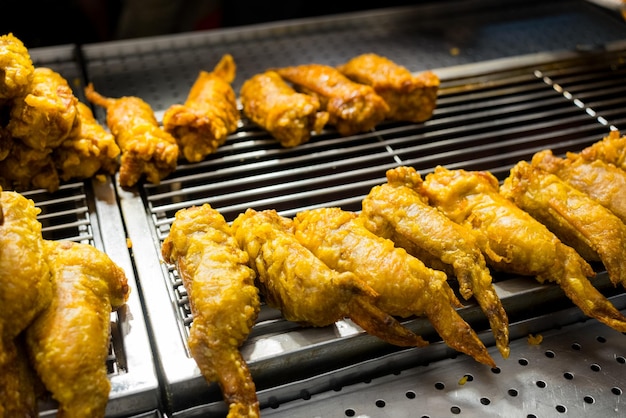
161, 204, 261, 418
25, 240, 130, 418
293, 207, 495, 367
337, 53, 439, 123
54, 101, 121, 181
163, 54, 240, 162
579, 130, 626, 170
84, 83, 179, 187
232, 208, 426, 348
0, 191, 51, 366
240, 70, 329, 147
361, 166, 509, 359
422, 166, 626, 333
8, 67, 80, 151
530, 149, 626, 224
502, 160, 626, 289
275, 64, 389, 136
0, 33, 34, 102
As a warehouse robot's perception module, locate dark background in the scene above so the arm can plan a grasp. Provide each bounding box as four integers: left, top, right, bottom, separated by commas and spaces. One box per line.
2, 0, 427, 48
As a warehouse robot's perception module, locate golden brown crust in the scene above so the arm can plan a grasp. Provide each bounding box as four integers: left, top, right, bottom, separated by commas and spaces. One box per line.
240, 70, 329, 147
338, 53, 439, 123
163, 54, 240, 162
276, 63, 389, 136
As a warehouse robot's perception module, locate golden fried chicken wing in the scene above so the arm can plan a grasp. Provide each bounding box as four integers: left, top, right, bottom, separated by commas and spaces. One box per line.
232, 208, 426, 348
54, 101, 121, 181
422, 166, 626, 333
240, 70, 329, 147
275, 63, 389, 136
337, 53, 439, 123
502, 160, 626, 289
361, 166, 509, 359
8, 67, 80, 151
0, 33, 34, 102
161, 204, 261, 418
163, 54, 240, 162
25, 240, 129, 418
579, 130, 626, 170
0, 140, 59, 192
0, 191, 51, 366
84, 83, 179, 187
531, 149, 626, 224
293, 207, 496, 367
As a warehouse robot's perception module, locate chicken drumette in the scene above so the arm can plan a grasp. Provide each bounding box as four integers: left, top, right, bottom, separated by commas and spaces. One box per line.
0, 33, 34, 102
161, 204, 261, 418
293, 207, 496, 367
422, 166, 626, 333
361, 166, 509, 359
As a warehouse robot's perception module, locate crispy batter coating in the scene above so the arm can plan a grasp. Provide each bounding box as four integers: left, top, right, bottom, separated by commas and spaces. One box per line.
276, 64, 389, 136
240, 70, 329, 147
161, 204, 261, 418
0, 33, 34, 101
361, 166, 509, 359
0, 139, 60, 192
85, 83, 179, 187
25, 240, 130, 418
8, 67, 80, 151
293, 207, 495, 367
338, 53, 439, 123
502, 160, 626, 289
233, 208, 425, 348
163, 54, 240, 162
423, 166, 626, 333
579, 130, 626, 170
531, 149, 626, 224
54, 101, 121, 181
0, 191, 50, 418
0, 191, 51, 366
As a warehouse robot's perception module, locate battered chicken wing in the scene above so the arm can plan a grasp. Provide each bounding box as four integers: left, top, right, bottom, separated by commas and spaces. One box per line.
163, 54, 240, 162
531, 149, 626, 224
361, 166, 509, 359
85, 83, 179, 187
0, 33, 34, 102
54, 101, 121, 181
293, 207, 496, 367
8, 67, 80, 151
240, 70, 329, 147
25, 240, 130, 418
161, 204, 261, 418
422, 166, 626, 333
0, 191, 51, 366
579, 130, 626, 170
337, 53, 439, 123
232, 208, 426, 348
502, 160, 626, 289
275, 64, 389, 136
